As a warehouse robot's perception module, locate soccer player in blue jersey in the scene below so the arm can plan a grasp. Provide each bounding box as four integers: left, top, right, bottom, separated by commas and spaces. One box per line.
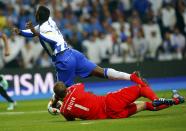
12, 6, 145, 87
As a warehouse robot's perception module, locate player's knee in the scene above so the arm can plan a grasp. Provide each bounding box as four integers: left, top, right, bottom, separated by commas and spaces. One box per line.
91, 66, 104, 78
136, 101, 146, 112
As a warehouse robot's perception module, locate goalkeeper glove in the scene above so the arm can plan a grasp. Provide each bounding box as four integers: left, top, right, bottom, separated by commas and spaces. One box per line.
47, 100, 60, 115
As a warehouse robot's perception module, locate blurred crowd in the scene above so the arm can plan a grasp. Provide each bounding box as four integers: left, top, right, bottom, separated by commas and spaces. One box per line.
0, 0, 186, 69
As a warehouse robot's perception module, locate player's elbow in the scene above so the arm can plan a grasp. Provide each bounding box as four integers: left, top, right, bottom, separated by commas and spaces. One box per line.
1, 33, 7, 40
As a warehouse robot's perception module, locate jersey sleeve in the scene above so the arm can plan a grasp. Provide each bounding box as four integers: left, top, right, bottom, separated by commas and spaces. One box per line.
19, 25, 39, 37
0, 32, 2, 37
76, 83, 85, 91
70, 83, 85, 92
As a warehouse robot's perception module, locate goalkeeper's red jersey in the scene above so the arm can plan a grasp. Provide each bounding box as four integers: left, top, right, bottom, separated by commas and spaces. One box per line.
60, 83, 107, 120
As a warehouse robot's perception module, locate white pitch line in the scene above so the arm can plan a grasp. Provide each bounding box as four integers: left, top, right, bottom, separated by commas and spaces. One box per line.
80, 122, 94, 125
0, 110, 47, 115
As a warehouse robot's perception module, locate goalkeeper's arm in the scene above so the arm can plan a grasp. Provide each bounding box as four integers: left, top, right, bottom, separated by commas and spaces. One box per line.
47, 94, 60, 115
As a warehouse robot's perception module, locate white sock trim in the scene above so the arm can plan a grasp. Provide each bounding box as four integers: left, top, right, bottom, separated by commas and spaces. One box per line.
106, 68, 131, 80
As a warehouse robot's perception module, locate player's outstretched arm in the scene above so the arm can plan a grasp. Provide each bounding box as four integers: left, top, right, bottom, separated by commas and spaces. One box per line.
12, 27, 34, 37
12, 22, 39, 38
47, 100, 60, 115
1, 33, 10, 56
47, 93, 63, 116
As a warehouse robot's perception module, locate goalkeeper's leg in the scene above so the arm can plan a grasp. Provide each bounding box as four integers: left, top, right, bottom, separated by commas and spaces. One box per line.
145, 96, 185, 111
149, 90, 185, 108
145, 102, 171, 111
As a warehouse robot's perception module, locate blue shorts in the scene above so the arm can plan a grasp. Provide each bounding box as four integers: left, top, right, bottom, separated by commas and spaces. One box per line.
52, 49, 97, 87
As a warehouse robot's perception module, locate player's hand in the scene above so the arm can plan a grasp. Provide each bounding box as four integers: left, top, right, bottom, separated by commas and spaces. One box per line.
26, 21, 39, 36
12, 27, 20, 35
47, 100, 53, 108
26, 21, 34, 29
48, 106, 60, 115
47, 100, 60, 115
4, 48, 10, 56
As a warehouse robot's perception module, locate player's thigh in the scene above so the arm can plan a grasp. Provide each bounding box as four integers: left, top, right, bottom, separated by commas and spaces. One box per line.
107, 103, 137, 119
73, 49, 97, 78
55, 58, 76, 87
107, 85, 140, 104
105, 85, 140, 112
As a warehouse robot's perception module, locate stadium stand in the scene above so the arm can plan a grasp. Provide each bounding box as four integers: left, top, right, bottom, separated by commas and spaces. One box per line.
0, 0, 185, 69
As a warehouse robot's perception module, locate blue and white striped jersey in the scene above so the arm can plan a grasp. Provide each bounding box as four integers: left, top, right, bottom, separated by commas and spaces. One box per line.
20, 17, 68, 57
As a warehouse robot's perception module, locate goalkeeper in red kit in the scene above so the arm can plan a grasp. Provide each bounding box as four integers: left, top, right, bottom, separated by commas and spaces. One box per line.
47, 81, 185, 121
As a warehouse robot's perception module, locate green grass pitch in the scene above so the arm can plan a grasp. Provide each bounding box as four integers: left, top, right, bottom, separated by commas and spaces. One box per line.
0, 90, 186, 131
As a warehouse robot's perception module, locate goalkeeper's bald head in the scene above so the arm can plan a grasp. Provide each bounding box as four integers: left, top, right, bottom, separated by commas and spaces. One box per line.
53, 82, 67, 99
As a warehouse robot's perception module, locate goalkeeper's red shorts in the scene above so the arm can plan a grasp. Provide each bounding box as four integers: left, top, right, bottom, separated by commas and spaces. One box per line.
105, 85, 140, 118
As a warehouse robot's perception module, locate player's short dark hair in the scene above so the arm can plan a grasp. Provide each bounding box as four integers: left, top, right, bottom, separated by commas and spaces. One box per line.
36, 6, 50, 24
53, 82, 67, 99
